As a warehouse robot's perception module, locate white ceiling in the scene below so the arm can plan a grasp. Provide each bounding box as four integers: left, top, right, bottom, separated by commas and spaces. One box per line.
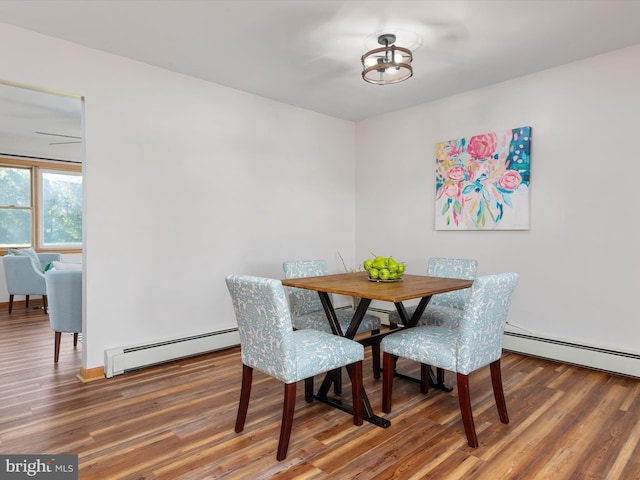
1, 0, 640, 161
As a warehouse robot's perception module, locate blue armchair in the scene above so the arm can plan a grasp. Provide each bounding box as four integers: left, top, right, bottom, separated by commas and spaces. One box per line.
382, 273, 519, 447
3, 251, 61, 314
45, 269, 82, 363
226, 274, 364, 461
388, 257, 477, 329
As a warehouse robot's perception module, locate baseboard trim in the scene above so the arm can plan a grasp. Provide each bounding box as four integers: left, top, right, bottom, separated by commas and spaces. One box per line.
77, 366, 104, 383
503, 331, 640, 378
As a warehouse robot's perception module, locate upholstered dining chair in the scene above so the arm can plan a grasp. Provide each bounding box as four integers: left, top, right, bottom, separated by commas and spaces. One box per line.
45, 269, 82, 363
388, 257, 478, 329
283, 260, 382, 378
3, 251, 61, 314
381, 273, 519, 448
226, 274, 364, 461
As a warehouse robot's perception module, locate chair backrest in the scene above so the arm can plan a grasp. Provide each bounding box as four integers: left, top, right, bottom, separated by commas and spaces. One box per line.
427, 257, 478, 309
2, 255, 46, 294
456, 273, 519, 374
226, 274, 297, 383
45, 269, 82, 333
282, 260, 328, 317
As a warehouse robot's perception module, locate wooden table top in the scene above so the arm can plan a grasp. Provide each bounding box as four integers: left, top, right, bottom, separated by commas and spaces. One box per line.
281, 271, 473, 303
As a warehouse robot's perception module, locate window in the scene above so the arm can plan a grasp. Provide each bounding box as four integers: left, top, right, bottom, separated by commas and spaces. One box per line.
0, 166, 31, 247
0, 158, 82, 253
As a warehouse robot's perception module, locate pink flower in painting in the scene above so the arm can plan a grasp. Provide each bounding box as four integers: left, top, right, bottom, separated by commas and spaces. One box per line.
447, 165, 466, 182
497, 170, 522, 191
468, 133, 497, 159
443, 183, 460, 198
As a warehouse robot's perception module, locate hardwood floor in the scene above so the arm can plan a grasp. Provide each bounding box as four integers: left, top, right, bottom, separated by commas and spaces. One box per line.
1, 304, 640, 479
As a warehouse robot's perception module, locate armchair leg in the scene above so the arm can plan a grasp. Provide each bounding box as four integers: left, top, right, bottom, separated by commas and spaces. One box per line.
419, 364, 430, 394
333, 368, 342, 395
235, 364, 253, 433
54, 331, 62, 363
8, 295, 13, 314
347, 361, 363, 426
73, 333, 79, 347
277, 382, 296, 461
457, 373, 479, 448
25, 295, 29, 309
490, 359, 509, 424
304, 377, 314, 403
382, 352, 396, 413
43, 295, 48, 315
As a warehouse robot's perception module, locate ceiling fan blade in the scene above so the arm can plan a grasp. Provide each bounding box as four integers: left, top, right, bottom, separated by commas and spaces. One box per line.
36, 131, 82, 139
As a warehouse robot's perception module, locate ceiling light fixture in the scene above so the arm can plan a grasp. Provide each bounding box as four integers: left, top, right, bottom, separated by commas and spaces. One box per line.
361, 33, 413, 85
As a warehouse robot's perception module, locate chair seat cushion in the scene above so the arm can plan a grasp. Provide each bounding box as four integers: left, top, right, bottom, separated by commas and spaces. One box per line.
286, 329, 364, 383
388, 304, 464, 328
291, 308, 381, 334
382, 326, 459, 372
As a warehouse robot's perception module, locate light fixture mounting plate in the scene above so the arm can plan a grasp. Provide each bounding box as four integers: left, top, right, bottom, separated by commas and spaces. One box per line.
378, 34, 396, 46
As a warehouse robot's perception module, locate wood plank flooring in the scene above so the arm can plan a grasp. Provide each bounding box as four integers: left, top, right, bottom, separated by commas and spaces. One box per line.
1, 303, 640, 479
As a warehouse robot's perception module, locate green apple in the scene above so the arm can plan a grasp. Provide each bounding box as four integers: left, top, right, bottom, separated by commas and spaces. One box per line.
389, 271, 398, 280
368, 268, 379, 279
397, 263, 405, 274
363, 259, 373, 271
378, 268, 390, 281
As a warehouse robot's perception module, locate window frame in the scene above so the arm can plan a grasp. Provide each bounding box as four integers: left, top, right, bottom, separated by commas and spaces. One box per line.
1, 157, 82, 255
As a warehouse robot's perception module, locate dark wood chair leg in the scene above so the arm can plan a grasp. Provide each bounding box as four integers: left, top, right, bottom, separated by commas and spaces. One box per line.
235, 364, 253, 433
304, 377, 314, 403
333, 368, 342, 395
348, 361, 364, 426
420, 364, 430, 394
25, 295, 29, 309
54, 331, 62, 363
73, 333, 79, 347
43, 295, 48, 314
371, 329, 381, 379
457, 372, 479, 448
8, 294, 13, 314
277, 382, 296, 461
382, 352, 396, 413
490, 359, 509, 424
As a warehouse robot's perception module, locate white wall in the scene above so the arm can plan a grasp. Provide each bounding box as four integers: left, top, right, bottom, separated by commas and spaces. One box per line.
0, 23, 357, 369
356, 44, 640, 355
4, 21, 639, 371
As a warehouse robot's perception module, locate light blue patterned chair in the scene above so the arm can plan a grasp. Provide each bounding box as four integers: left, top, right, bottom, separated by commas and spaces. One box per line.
45, 269, 82, 363
388, 257, 477, 329
283, 260, 382, 378
381, 273, 518, 448
3, 250, 61, 314
226, 274, 364, 461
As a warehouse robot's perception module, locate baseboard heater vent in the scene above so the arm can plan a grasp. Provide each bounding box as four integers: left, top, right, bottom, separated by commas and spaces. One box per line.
105, 328, 240, 378
503, 331, 640, 378
336, 305, 393, 326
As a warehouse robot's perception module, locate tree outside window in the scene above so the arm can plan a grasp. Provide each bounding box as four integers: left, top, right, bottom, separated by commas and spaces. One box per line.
0, 161, 82, 252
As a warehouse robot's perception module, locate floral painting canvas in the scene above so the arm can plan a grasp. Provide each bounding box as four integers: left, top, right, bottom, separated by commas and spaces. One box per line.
435, 126, 531, 230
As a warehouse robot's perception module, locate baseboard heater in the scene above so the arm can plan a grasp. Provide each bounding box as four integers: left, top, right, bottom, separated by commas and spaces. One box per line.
104, 328, 240, 378
503, 331, 640, 378
336, 305, 393, 326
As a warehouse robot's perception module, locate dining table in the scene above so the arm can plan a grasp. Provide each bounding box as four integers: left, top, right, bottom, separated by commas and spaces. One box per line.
281, 271, 474, 428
